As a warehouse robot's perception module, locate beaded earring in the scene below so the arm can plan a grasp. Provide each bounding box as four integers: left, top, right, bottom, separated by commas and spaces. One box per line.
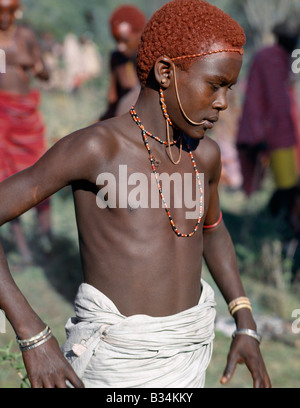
159, 87, 182, 165
173, 67, 206, 126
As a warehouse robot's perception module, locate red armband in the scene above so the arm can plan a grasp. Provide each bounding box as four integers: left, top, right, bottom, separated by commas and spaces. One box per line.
203, 211, 222, 229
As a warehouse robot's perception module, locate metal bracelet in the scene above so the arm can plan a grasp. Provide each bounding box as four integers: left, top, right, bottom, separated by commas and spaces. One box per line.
19, 332, 53, 352
16, 325, 50, 346
232, 328, 262, 344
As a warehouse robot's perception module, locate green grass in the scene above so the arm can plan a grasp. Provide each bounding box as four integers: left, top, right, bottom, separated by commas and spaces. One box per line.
206, 332, 300, 388
1, 82, 300, 388
203, 269, 300, 388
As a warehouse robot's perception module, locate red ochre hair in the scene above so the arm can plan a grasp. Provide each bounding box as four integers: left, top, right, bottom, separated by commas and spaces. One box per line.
137, 0, 246, 85
109, 5, 147, 34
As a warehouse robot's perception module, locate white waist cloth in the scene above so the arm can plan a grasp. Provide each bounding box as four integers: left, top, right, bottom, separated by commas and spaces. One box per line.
61, 279, 216, 388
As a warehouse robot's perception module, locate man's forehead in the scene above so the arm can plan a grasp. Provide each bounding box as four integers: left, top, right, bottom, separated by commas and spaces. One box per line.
202, 51, 243, 66
188, 51, 243, 80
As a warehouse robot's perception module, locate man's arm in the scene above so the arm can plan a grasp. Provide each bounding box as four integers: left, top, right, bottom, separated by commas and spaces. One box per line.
0, 240, 83, 387
22, 26, 49, 81
0, 127, 102, 387
202, 145, 271, 388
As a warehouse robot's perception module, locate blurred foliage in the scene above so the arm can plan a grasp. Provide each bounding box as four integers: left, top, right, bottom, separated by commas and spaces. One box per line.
19, 0, 299, 49
20, 0, 170, 52
19, 0, 256, 66
20, 0, 297, 78
0, 342, 30, 388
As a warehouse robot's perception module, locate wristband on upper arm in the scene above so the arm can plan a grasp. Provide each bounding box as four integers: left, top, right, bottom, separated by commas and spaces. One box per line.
203, 211, 222, 229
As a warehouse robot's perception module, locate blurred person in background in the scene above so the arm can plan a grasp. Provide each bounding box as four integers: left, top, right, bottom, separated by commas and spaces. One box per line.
236, 19, 300, 286
237, 20, 300, 208
99, 4, 146, 120
39, 31, 64, 91
62, 33, 83, 93
213, 89, 243, 190
63, 32, 102, 94
0, 0, 51, 265
79, 33, 102, 85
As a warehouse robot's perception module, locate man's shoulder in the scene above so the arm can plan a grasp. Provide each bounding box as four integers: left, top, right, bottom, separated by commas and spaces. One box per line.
61, 116, 131, 159
63, 120, 115, 151
193, 136, 221, 180
195, 136, 221, 161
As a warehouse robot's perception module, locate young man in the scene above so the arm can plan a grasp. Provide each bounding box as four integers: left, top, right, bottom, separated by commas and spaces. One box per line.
0, 0, 271, 388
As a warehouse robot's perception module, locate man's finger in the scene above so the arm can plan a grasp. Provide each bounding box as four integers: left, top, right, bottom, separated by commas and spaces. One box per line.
66, 371, 85, 388
220, 356, 239, 385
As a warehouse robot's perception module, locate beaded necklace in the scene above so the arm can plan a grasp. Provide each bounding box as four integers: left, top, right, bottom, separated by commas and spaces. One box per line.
130, 107, 204, 237
131, 106, 177, 146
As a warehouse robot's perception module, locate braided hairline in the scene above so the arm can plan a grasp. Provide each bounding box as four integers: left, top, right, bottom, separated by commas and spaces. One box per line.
171, 48, 244, 61
136, 0, 246, 85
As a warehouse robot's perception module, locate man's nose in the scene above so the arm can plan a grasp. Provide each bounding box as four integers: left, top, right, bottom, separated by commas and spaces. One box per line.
212, 89, 228, 111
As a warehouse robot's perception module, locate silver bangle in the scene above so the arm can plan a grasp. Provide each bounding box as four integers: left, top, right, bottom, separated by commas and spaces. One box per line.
20, 332, 53, 352
16, 325, 50, 346
232, 328, 262, 344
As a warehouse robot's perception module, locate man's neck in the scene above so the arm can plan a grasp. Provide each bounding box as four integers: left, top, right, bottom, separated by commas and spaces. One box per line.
134, 86, 176, 144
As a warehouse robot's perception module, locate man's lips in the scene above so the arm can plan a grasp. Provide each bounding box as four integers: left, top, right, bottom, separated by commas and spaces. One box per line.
202, 117, 219, 129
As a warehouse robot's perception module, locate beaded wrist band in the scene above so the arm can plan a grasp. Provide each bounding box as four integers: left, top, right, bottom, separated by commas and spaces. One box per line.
228, 296, 252, 316
16, 325, 52, 352
232, 328, 262, 344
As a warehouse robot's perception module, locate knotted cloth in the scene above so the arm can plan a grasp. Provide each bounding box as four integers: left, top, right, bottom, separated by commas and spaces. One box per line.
61, 279, 216, 388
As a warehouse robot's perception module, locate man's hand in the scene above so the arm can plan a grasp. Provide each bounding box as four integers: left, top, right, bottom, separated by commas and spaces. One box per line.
220, 335, 271, 388
22, 336, 84, 388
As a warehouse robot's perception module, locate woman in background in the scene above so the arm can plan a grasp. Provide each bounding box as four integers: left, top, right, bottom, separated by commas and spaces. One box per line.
0, 0, 51, 265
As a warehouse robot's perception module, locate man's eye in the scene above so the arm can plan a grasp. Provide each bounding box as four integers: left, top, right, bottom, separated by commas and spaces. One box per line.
210, 82, 234, 92
210, 83, 220, 91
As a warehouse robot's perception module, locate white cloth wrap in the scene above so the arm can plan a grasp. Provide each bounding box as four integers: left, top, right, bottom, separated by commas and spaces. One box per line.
61, 279, 216, 388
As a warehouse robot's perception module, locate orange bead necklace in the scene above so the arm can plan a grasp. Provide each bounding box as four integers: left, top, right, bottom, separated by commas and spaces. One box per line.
130, 107, 204, 237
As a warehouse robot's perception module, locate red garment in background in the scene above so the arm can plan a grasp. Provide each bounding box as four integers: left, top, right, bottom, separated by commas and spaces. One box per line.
0, 89, 46, 182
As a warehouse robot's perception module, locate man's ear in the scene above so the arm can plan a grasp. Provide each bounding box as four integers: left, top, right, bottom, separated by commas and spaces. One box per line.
154, 56, 174, 88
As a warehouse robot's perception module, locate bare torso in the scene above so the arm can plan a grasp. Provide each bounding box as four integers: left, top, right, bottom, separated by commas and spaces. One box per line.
0, 25, 47, 93
70, 113, 218, 317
